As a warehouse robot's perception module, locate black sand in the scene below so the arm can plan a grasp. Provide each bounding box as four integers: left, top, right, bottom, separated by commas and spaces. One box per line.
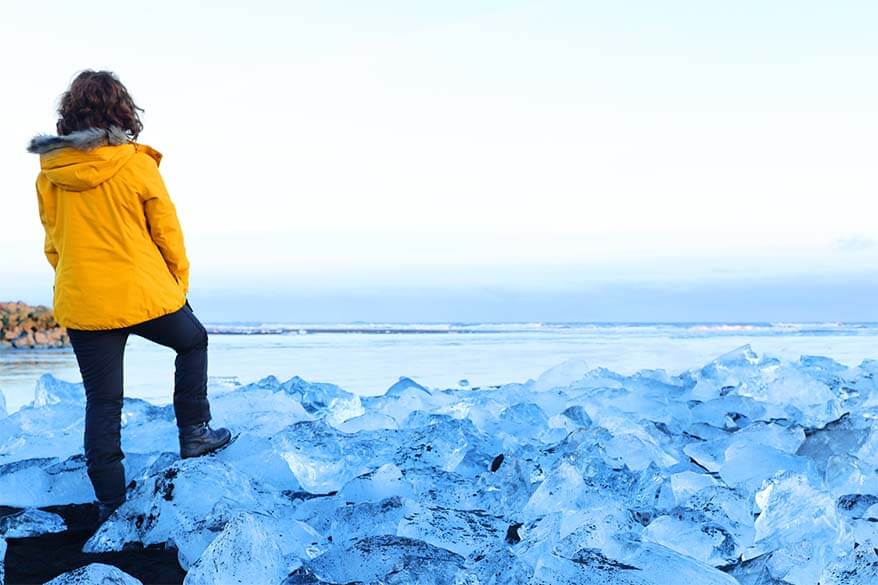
3, 503, 185, 585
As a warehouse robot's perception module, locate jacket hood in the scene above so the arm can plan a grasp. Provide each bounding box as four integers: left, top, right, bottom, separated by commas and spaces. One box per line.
27, 127, 130, 154
28, 127, 136, 191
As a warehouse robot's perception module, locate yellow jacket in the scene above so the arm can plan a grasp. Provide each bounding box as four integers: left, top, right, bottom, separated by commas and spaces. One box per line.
28, 127, 189, 330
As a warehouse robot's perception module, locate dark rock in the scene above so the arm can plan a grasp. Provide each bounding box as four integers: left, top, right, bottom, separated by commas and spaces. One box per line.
0, 301, 69, 349
505, 522, 522, 544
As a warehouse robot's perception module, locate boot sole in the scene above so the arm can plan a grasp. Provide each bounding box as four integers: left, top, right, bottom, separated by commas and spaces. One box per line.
180, 432, 233, 459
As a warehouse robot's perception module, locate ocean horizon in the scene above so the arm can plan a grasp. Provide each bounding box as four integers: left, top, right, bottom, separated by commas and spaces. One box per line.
200, 321, 878, 334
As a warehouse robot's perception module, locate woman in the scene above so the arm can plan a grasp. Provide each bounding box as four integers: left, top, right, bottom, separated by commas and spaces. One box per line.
28, 70, 231, 522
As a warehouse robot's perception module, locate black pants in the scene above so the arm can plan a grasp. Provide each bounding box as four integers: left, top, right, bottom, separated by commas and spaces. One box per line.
67, 301, 212, 506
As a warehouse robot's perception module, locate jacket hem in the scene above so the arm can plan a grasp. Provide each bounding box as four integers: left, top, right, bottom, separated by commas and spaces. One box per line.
59, 298, 188, 331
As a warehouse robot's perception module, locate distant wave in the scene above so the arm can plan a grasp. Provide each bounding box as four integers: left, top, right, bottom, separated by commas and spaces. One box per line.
685, 324, 775, 334
203, 322, 878, 337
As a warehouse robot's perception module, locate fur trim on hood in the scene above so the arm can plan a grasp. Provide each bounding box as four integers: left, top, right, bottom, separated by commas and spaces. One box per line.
27, 127, 130, 154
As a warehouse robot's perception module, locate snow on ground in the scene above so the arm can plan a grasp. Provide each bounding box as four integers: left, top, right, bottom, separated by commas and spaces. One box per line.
2, 345, 878, 584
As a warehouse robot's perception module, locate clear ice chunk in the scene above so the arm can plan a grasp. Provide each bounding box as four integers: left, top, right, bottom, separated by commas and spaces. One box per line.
182, 513, 288, 585
4, 347, 878, 583
0, 507, 66, 538
303, 535, 464, 584
44, 563, 143, 585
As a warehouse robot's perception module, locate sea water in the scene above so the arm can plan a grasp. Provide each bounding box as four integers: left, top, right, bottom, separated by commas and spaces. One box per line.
0, 322, 876, 414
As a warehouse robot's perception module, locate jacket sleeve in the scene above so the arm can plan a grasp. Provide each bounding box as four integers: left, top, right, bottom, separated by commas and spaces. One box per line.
36, 180, 59, 270
141, 160, 190, 294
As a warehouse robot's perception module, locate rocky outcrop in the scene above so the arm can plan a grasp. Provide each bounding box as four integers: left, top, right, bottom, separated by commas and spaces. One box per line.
0, 302, 68, 348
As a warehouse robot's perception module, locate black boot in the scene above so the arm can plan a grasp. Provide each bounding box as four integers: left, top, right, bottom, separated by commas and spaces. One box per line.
179, 421, 232, 459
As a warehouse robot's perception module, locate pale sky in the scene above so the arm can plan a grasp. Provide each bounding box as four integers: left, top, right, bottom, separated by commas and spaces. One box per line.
2, 1, 877, 322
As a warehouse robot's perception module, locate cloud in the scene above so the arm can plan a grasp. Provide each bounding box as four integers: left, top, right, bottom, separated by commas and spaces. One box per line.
835, 236, 876, 252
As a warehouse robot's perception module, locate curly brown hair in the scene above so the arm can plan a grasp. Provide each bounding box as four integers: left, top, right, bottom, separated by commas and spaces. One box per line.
56, 70, 144, 139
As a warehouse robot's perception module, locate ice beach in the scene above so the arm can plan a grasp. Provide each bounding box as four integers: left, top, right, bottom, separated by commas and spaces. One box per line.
2, 345, 878, 584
